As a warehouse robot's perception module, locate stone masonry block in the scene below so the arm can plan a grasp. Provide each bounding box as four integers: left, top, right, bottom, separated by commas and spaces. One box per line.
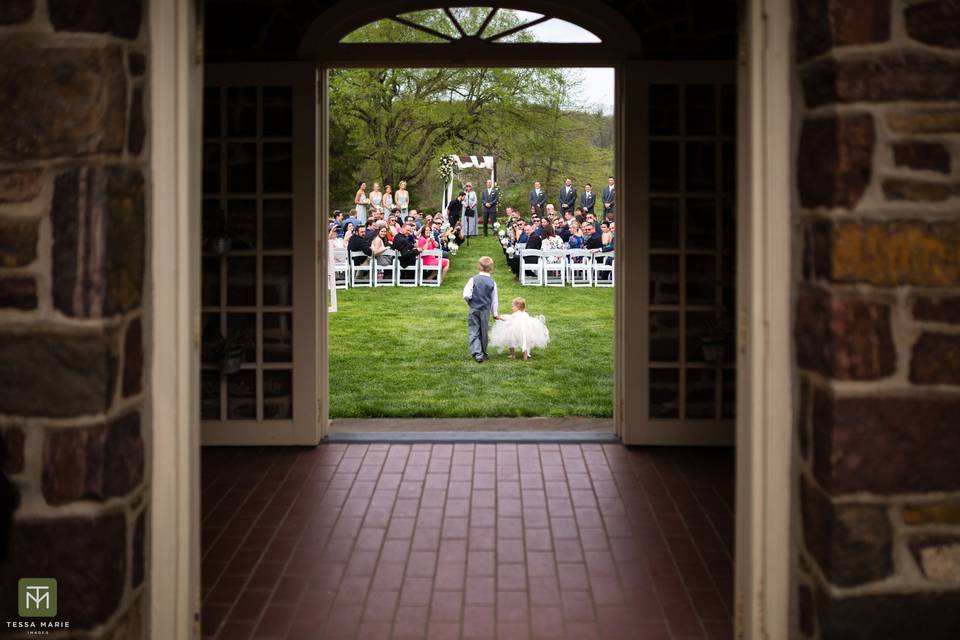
795, 286, 895, 380
812, 388, 960, 494
797, 114, 874, 209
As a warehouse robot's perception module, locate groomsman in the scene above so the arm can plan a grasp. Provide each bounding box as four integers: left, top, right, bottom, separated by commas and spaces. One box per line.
528, 181, 545, 216
481, 179, 498, 236
463, 182, 478, 237
580, 183, 596, 214
602, 176, 616, 217
559, 178, 577, 215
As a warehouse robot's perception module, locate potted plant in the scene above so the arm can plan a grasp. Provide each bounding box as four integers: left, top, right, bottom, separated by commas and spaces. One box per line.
203, 207, 232, 256
213, 330, 252, 374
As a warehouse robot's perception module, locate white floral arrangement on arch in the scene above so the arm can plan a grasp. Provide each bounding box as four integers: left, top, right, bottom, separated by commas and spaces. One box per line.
438, 155, 457, 183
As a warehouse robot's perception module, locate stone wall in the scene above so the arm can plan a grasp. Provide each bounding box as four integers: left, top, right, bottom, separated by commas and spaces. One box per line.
0, 0, 149, 637
792, 1, 960, 638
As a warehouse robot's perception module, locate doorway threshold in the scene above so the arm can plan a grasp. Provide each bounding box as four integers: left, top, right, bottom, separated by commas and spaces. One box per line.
326, 430, 619, 444
331, 417, 612, 433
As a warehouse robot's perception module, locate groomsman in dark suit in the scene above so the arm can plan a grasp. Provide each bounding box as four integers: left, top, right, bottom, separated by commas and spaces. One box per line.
580, 183, 596, 214
481, 179, 498, 236
528, 181, 545, 216
559, 178, 577, 216
602, 176, 616, 218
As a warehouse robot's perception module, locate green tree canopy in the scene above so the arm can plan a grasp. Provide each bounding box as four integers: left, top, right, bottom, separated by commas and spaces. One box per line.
328, 8, 613, 214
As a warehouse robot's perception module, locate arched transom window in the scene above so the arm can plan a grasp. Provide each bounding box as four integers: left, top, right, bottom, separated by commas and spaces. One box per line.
340, 7, 602, 44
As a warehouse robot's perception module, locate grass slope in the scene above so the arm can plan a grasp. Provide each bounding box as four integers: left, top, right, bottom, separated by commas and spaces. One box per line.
329, 233, 614, 417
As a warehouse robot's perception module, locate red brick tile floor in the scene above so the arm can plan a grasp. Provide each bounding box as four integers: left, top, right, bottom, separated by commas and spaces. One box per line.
201, 444, 734, 640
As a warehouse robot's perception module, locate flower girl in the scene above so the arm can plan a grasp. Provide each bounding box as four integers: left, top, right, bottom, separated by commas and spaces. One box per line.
491, 297, 550, 360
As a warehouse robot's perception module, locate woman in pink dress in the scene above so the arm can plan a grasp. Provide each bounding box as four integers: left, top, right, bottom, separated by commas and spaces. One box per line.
417, 225, 449, 279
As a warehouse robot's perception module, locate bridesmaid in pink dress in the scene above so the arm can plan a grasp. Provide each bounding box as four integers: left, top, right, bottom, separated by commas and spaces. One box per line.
417, 225, 449, 279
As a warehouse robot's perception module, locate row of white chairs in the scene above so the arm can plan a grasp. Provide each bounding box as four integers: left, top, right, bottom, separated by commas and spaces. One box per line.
332, 247, 444, 288
514, 248, 615, 287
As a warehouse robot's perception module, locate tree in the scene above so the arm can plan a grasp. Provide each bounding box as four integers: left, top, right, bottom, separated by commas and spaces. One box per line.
328, 9, 613, 212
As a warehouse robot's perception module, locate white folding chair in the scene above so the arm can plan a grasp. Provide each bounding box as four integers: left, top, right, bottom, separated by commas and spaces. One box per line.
397, 257, 420, 287
566, 249, 593, 287
520, 249, 544, 286
332, 247, 349, 289
419, 249, 444, 287
592, 251, 615, 287
373, 249, 397, 286
542, 250, 566, 286
349, 251, 373, 287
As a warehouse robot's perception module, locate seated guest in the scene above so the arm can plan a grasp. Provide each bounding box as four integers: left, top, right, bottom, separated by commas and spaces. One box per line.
371, 225, 393, 266
541, 223, 564, 262
362, 220, 378, 243
347, 222, 372, 266
520, 221, 543, 280
567, 221, 585, 249
529, 204, 540, 218
583, 222, 603, 251
417, 225, 450, 279
601, 221, 615, 253
332, 210, 345, 236
392, 221, 420, 268
342, 208, 362, 233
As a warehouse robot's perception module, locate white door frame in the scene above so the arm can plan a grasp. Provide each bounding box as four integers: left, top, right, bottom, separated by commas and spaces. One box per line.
148, 0, 793, 637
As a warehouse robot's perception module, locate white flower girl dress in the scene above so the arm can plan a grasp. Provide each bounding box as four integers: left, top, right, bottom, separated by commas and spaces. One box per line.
490, 311, 550, 354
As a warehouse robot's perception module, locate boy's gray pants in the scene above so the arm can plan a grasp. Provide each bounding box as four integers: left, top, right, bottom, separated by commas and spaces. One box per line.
467, 308, 489, 358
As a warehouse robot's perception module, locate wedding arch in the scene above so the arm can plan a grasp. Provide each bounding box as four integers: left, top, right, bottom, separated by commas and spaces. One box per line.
439, 154, 496, 213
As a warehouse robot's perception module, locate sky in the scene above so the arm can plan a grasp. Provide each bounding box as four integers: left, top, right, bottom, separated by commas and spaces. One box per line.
516, 14, 614, 114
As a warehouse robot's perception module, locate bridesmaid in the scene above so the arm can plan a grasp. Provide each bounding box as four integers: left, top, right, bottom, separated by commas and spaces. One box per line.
395, 180, 409, 216
369, 182, 383, 217
383, 184, 395, 214
354, 181, 368, 223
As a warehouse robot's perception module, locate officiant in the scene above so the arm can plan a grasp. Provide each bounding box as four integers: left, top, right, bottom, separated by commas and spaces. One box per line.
463, 182, 478, 237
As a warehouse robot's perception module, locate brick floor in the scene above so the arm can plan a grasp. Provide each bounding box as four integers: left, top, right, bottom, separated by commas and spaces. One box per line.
201, 444, 734, 640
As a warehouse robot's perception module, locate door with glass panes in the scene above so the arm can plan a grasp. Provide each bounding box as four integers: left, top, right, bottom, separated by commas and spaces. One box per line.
200, 64, 318, 445
641, 63, 736, 445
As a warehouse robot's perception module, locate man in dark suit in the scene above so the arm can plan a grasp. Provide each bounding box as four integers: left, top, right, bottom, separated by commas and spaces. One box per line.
392, 221, 420, 268
580, 183, 596, 214
528, 181, 545, 216
559, 178, 577, 216
481, 179, 498, 236
602, 176, 616, 217
347, 223, 372, 267
583, 222, 603, 250
521, 221, 543, 280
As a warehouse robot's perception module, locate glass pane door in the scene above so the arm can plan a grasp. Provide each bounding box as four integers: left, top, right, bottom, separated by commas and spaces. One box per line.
647, 79, 736, 434
201, 64, 317, 445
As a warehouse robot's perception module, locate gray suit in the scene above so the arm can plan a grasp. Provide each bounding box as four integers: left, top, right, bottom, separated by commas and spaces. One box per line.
463, 273, 498, 359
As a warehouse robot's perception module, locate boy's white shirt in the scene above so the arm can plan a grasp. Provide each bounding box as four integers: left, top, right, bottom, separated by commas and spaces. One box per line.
462, 272, 499, 315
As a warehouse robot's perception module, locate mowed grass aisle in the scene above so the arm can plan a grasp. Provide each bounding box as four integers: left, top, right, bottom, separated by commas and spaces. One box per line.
328, 232, 614, 417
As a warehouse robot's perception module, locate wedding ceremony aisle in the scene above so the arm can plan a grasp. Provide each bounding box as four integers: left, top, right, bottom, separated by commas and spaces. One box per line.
328, 233, 614, 419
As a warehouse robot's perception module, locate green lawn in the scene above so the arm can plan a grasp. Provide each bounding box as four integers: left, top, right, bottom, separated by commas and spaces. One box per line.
328, 232, 614, 417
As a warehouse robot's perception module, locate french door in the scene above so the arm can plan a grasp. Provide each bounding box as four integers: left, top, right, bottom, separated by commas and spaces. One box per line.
200, 64, 319, 445
629, 62, 737, 445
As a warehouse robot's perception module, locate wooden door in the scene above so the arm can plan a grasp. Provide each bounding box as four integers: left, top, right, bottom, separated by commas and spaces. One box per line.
200, 64, 318, 445
634, 63, 737, 445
